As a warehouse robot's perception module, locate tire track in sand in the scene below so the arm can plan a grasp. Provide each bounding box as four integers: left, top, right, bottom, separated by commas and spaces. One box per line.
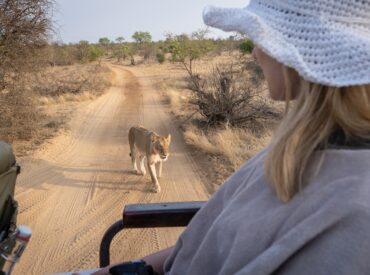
14, 64, 210, 274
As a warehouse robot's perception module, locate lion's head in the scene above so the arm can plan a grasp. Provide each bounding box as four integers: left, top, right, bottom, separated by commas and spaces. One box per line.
152, 134, 171, 161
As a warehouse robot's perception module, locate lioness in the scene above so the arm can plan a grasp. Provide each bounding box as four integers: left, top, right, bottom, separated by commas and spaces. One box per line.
128, 126, 171, 193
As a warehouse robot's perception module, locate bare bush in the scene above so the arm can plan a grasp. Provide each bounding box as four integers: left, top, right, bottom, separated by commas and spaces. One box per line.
0, 0, 54, 87
187, 58, 277, 127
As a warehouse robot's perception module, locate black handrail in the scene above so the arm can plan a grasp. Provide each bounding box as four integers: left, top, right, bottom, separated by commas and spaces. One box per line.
99, 220, 125, 268
99, 201, 206, 267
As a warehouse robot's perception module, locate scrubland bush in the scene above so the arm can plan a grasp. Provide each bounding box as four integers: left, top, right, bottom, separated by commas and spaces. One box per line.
156, 52, 165, 64
186, 58, 278, 127
88, 45, 104, 63
239, 40, 255, 54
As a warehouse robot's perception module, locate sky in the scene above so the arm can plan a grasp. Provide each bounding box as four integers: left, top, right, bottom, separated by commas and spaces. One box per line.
54, 0, 248, 44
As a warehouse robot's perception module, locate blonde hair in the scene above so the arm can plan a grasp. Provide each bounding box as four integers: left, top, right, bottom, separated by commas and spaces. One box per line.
265, 67, 370, 202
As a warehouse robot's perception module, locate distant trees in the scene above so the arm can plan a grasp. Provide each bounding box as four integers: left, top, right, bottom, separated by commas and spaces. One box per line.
115, 37, 125, 44
73, 41, 103, 63
163, 30, 214, 75
191, 28, 211, 40
98, 37, 110, 46
113, 44, 135, 63
44, 30, 255, 67
98, 37, 111, 53
131, 31, 153, 62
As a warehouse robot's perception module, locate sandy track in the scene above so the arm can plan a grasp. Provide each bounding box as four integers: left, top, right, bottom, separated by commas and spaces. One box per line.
14, 64, 210, 275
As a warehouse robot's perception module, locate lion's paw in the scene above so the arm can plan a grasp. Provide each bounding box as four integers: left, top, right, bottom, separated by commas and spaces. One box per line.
151, 184, 161, 193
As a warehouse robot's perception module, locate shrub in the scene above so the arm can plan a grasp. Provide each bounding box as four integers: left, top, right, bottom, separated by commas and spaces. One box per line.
187, 60, 274, 127
156, 52, 165, 64
88, 45, 104, 62
239, 40, 255, 54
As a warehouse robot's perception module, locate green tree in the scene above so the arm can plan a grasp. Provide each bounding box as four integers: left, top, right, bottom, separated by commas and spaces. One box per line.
98, 37, 111, 53
131, 32, 153, 62
132, 32, 152, 44
164, 33, 214, 75
115, 36, 125, 44
191, 28, 210, 40
98, 37, 110, 46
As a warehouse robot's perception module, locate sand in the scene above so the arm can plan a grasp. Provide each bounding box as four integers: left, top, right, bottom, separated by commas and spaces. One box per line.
14, 64, 210, 274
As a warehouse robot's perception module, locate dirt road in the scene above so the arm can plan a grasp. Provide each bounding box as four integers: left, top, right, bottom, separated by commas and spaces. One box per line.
14, 64, 210, 274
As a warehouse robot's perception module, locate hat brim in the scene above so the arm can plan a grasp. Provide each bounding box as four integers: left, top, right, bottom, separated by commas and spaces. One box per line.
203, 6, 310, 82
203, 5, 370, 87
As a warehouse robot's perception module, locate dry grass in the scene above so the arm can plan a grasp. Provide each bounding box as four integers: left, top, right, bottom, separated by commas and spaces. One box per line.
38, 91, 99, 105
184, 125, 221, 155
0, 63, 113, 155
31, 64, 112, 99
184, 125, 271, 169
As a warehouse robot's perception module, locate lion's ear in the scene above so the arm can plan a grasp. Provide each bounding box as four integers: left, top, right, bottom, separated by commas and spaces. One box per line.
151, 134, 157, 144
166, 134, 171, 143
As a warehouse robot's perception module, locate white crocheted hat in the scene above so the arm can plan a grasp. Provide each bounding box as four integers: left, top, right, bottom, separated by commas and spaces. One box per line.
203, 0, 370, 87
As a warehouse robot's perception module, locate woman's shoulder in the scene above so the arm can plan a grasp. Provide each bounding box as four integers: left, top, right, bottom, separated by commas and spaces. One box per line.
218, 148, 269, 195
312, 149, 370, 191
304, 149, 370, 211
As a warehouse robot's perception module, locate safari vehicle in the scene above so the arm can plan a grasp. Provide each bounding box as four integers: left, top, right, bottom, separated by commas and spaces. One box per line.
0, 142, 31, 275
99, 201, 206, 268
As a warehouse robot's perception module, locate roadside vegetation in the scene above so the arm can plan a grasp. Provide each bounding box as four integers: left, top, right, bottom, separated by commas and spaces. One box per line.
147, 48, 283, 184
0, 0, 112, 155
102, 30, 283, 185
0, 0, 280, 181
